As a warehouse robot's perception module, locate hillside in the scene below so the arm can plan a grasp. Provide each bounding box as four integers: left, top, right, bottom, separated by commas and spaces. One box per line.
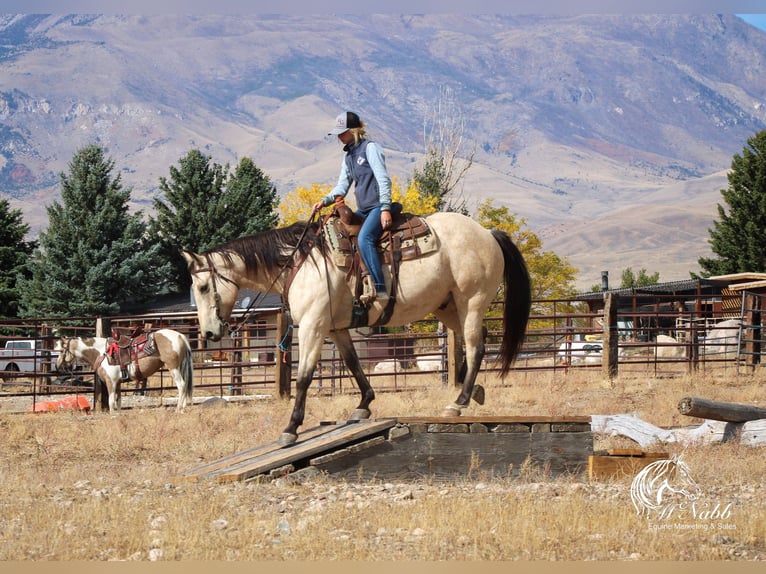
1, 14, 765, 289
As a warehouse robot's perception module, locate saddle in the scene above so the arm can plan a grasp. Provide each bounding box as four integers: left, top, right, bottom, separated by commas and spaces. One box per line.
105, 326, 156, 381
320, 198, 438, 327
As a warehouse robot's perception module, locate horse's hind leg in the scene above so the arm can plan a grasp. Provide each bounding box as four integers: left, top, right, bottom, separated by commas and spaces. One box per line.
436, 305, 487, 416
332, 329, 374, 420
170, 369, 187, 411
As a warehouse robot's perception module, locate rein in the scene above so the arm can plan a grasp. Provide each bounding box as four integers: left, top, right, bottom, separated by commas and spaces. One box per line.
193, 214, 320, 335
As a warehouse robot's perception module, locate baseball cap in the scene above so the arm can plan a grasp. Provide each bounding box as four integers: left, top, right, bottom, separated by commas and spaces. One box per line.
328, 111, 361, 135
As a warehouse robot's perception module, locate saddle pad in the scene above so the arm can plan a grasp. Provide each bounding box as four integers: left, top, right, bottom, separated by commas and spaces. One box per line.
322, 213, 437, 269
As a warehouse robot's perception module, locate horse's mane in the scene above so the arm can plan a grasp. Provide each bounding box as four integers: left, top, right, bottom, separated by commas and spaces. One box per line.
202, 221, 325, 276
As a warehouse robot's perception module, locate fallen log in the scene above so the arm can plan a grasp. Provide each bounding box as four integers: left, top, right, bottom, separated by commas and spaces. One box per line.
590, 413, 766, 448
678, 396, 766, 423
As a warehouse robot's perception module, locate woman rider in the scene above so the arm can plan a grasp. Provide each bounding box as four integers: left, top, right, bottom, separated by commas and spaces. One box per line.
313, 111, 402, 306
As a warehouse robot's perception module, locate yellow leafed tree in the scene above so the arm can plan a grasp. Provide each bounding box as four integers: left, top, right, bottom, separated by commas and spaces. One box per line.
278, 183, 332, 225
279, 177, 438, 225
476, 199, 577, 301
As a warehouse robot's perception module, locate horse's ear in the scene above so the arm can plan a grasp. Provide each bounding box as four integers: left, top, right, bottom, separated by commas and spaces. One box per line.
180, 250, 201, 269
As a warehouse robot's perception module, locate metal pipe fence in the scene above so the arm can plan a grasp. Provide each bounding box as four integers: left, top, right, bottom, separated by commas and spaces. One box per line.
2, 291, 763, 411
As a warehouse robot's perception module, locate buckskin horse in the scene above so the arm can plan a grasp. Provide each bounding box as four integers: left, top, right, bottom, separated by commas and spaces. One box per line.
56, 329, 194, 413
182, 210, 531, 446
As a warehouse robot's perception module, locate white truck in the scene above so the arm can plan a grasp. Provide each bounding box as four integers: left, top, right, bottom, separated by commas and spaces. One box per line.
0, 339, 59, 379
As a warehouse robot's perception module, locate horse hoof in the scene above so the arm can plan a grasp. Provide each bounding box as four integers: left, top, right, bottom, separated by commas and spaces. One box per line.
442, 404, 462, 417
471, 384, 486, 405
278, 433, 297, 447
350, 408, 371, 420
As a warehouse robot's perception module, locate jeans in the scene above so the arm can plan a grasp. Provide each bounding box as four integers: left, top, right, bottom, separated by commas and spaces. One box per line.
356, 203, 402, 292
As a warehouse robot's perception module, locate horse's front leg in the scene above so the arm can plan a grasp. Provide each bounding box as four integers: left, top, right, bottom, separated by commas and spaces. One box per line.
279, 326, 323, 447
332, 329, 374, 420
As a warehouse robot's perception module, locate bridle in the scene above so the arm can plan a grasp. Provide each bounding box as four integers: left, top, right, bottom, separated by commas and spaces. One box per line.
190, 215, 322, 336
189, 253, 242, 334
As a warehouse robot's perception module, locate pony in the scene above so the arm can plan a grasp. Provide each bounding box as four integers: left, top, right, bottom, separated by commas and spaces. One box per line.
182, 211, 531, 446
630, 456, 702, 518
56, 329, 194, 413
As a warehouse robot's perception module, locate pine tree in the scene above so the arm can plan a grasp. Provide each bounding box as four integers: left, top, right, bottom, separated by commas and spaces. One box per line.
0, 199, 37, 318
698, 130, 766, 276
17, 145, 173, 317
149, 151, 279, 291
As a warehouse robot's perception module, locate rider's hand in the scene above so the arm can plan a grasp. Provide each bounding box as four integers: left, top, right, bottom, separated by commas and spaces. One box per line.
381, 210, 392, 229
313, 200, 325, 212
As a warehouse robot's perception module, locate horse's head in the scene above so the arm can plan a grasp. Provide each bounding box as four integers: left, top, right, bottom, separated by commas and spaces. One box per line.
56, 338, 77, 372
182, 250, 240, 341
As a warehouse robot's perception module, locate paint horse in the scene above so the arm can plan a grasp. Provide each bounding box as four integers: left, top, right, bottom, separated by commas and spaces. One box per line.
183, 210, 531, 446
56, 329, 193, 413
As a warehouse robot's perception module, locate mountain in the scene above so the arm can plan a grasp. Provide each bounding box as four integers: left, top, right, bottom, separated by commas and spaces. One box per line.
1, 13, 765, 290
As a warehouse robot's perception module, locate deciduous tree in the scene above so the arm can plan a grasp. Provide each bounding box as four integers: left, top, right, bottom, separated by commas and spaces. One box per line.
477, 199, 577, 301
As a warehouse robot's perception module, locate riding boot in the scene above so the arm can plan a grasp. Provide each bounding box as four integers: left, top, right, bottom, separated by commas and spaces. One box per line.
121, 367, 129, 381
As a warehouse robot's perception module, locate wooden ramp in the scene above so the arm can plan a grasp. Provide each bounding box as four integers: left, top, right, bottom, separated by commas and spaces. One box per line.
172, 416, 593, 483
172, 418, 397, 484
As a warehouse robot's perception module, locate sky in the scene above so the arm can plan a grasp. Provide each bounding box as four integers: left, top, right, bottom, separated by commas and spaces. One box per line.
738, 13, 766, 31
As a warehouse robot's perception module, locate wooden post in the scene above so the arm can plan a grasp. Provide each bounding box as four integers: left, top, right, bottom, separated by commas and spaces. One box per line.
602, 293, 618, 379
275, 311, 292, 399
230, 330, 243, 396
678, 396, 766, 423
743, 293, 761, 370
447, 329, 464, 388
94, 317, 111, 411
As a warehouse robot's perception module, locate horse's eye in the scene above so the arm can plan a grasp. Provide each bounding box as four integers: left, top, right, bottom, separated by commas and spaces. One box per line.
199, 283, 210, 295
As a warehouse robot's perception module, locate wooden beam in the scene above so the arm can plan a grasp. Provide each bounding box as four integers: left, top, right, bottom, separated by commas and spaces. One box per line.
678, 396, 766, 423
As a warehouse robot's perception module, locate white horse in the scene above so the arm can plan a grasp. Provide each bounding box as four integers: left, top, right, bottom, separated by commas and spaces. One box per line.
182, 211, 531, 446
56, 329, 193, 413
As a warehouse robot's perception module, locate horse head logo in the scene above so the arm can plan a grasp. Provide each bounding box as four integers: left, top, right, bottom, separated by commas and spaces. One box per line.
630, 455, 702, 518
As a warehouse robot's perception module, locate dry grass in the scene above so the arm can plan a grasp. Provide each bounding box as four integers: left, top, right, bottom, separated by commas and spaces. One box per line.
1, 370, 765, 561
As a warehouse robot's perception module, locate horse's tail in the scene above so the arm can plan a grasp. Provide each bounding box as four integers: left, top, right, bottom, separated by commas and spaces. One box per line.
180, 338, 194, 403
491, 229, 531, 377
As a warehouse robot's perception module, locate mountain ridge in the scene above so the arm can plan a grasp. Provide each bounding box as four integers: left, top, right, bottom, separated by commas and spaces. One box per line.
1, 13, 764, 289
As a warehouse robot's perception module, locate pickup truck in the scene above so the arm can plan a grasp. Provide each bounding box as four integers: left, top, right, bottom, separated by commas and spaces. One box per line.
0, 339, 60, 378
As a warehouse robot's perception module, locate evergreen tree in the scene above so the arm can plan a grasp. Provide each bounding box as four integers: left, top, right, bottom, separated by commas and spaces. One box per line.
620, 267, 660, 288
698, 130, 766, 276
0, 199, 37, 318
17, 145, 173, 317
149, 150, 279, 291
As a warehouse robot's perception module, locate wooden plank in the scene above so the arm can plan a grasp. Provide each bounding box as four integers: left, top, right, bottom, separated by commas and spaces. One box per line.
530, 432, 593, 476
214, 419, 397, 483
395, 415, 591, 425
169, 422, 344, 483
315, 431, 540, 480
588, 452, 669, 480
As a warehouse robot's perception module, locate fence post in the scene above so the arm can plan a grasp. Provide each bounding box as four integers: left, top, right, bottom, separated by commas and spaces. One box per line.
602, 293, 618, 379
688, 320, 699, 372
275, 311, 292, 399
94, 317, 111, 411
447, 329, 464, 387
744, 293, 761, 370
